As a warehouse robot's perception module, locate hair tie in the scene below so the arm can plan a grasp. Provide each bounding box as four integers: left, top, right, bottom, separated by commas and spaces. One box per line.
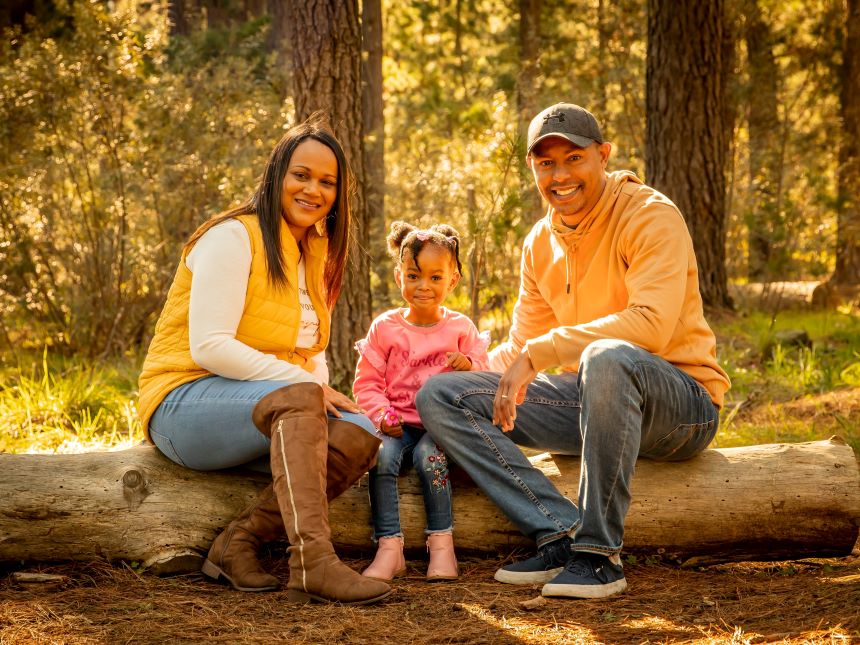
415, 231, 432, 241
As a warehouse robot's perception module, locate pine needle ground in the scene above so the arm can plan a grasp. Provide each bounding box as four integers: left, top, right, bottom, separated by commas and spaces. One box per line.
2, 543, 857, 644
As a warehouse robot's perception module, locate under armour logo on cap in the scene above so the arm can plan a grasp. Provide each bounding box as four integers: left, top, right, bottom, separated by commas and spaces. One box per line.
528, 103, 603, 153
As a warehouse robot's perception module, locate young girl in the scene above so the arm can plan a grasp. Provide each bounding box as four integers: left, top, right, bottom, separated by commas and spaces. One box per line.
354, 221, 490, 581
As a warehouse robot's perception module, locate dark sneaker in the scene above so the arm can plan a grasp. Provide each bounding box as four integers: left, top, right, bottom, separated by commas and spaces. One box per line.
494, 537, 574, 584
541, 551, 627, 599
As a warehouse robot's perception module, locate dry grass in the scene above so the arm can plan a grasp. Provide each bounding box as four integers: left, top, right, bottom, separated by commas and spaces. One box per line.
742, 388, 860, 425
714, 386, 860, 451
2, 544, 858, 645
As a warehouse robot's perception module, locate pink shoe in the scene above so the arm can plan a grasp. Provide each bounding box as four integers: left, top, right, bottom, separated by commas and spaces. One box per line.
426, 532, 459, 581
362, 536, 406, 581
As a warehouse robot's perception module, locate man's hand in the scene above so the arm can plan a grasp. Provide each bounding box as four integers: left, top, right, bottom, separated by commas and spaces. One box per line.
321, 383, 363, 418
446, 351, 473, 371
492, 350, 538, 432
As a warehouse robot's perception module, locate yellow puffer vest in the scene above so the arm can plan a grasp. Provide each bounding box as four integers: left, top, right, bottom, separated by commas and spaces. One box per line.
137, 214, 330, 438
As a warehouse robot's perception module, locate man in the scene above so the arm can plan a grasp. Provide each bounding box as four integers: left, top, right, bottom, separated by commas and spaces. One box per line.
416, 103, 730, 599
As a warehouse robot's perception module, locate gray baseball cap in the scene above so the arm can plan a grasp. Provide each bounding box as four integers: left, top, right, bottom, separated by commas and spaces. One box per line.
527, 103, 603, 153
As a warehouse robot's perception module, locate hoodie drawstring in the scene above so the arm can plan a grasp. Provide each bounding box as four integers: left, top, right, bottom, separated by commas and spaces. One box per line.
565, 252, 571, 294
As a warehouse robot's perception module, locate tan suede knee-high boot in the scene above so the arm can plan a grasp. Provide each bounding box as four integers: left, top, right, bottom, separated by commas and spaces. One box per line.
201, 409, 381, 591
202, 483, 283, 591
253, 382, 391, 605
325, 417, 381, 501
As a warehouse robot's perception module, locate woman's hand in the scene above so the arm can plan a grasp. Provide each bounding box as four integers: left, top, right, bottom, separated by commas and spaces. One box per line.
321, 383, 363, 418
446, 351, 473, 371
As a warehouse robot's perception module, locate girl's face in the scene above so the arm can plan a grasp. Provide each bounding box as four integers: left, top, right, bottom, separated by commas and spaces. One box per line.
395, 244, 460, 324
281, 139, 338, 240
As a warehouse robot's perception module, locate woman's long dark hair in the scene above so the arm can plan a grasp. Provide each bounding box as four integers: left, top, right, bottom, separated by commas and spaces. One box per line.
185, 112, 352, 308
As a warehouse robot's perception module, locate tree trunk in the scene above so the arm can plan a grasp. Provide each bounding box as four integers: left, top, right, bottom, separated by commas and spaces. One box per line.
814, 0, 860, 308
167, 0, 190, 37
467, 186, 481, 322
645, 0, 732, 308
0, 0, 54, 33
243, 0, 265, 18
834, 0, 860, 285
266, 0, 290, 66
722, 0, 740, 245
595, 0, 609, 124
361, 0, 388, 306
517, 0, 543, 218
517, 0, 541, 135
285, 0, 370, 392
1, 439, 857, 573
201, 0, 230, 29
744, 0, 783, 282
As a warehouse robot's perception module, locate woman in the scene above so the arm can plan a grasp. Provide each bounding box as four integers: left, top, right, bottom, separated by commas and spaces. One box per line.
138, 114, 390, 605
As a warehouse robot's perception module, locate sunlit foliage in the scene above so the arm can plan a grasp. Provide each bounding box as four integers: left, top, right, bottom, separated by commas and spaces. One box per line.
0, 1, 285, 355
0, 0, 857, 456
0, 0, 850, 357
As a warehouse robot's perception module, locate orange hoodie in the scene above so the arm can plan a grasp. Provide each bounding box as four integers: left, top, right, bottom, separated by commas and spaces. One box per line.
490, 170, 730, 407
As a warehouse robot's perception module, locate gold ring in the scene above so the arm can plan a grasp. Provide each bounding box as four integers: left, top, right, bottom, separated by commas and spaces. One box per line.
500, 394, 509, 400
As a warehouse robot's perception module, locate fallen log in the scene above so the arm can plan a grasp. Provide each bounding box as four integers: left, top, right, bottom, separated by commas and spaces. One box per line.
0, 438, 857, 573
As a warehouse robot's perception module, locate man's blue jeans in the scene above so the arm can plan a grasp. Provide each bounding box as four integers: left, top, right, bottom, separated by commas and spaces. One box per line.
149, 376, 376, 471
369, 423, 453, 540
416, 339, 719, 556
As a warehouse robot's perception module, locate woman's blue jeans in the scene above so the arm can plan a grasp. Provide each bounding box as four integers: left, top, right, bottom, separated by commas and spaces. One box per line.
369, 423, 453, 539
149, 376, 376, 471
415, 339, 719, 555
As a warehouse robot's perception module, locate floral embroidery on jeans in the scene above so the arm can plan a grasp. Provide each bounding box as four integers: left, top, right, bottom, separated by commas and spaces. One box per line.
425, 447, 450, 493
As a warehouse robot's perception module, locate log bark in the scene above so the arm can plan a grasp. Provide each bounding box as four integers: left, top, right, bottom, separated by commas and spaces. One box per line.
0, 438, 857, 574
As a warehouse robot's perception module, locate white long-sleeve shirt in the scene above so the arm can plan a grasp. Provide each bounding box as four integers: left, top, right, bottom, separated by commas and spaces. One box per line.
185, 219, 329, 384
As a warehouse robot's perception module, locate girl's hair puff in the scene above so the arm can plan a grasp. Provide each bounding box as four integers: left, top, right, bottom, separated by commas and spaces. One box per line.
386, 220, 463, 274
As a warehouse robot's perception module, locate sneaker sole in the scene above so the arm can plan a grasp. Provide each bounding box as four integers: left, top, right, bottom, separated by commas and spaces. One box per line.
494, 566, 564, 585
541, 577, 628, 599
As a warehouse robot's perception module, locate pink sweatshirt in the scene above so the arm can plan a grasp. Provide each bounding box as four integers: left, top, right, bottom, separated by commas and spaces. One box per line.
354, 307, 490, 428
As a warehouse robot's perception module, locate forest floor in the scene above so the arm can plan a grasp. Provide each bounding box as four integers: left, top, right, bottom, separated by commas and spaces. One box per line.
1, 541, 858, 644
